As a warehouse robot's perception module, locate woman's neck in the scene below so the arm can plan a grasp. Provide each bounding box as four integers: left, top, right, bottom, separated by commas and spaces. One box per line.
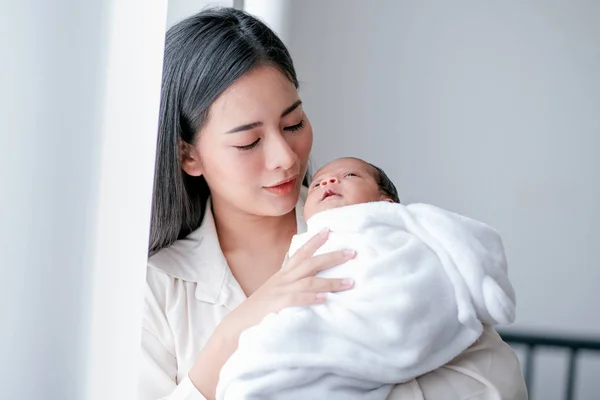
211, 197, 298, 295
211, 198, 298, 256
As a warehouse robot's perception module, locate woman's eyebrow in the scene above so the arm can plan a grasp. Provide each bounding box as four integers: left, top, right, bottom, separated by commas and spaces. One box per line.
225, 100, 302, 134
226, 121, 262, 134
281, 99, 302, 117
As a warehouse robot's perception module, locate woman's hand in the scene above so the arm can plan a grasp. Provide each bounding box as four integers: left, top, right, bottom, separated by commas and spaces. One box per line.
188, 229, 355, 399
224, 228, 356, 336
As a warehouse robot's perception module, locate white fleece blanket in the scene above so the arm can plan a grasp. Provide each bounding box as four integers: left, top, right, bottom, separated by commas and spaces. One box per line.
216, 202, 516, 400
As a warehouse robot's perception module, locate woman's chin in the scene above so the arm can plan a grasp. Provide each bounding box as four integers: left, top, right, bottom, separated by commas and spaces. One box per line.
260, 187, 301, 216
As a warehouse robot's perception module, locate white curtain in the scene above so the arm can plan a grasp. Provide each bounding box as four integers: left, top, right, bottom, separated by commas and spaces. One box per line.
0, 1, 168, 399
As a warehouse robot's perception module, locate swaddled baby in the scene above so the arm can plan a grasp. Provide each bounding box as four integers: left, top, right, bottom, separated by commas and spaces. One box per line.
216, 157, 517, 400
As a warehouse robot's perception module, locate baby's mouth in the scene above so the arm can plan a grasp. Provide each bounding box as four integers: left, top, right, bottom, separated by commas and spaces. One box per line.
321, 189, 340, 201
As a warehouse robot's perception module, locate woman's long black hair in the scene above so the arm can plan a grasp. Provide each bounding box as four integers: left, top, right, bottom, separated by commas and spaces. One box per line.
149, 7, 306, 256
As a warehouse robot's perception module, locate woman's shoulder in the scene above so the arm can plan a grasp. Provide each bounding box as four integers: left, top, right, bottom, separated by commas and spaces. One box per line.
148, 229, 203, 281
148, 201, 227, 282
147, 228, 204, 280
145, 233, 206, 308
144, 218, 230, 307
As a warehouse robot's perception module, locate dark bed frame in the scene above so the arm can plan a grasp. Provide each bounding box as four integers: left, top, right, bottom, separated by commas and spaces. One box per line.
498, 330, 600, 400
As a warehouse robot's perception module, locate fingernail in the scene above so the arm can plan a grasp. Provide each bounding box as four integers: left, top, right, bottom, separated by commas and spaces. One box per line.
316, 292, 328, 299
320, 228, 330, 236
343, 249, 356, 257
341, 278, 354, 287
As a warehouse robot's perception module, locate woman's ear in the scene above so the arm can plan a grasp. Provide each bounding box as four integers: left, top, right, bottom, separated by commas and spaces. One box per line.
180, 140, 204, 177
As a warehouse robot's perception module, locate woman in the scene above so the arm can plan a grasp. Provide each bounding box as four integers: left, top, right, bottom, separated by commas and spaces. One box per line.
140, 7, 527, 400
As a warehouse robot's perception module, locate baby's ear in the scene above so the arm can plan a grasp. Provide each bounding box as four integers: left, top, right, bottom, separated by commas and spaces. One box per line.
380, 195, 394, 203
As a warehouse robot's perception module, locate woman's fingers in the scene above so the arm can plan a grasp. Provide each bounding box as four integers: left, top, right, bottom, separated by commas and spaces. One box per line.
267, 228, 357, 310
284, 249, 355, 281
286, 276, 354, 294
284, 229, 330, 268
279, 281, 353, 308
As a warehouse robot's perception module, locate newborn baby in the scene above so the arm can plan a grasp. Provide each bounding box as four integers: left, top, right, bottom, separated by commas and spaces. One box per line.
303, 156, 401, 220
216, 157, 517, 400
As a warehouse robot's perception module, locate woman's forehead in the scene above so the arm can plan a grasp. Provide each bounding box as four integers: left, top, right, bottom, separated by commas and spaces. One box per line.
209, 66, 299, 124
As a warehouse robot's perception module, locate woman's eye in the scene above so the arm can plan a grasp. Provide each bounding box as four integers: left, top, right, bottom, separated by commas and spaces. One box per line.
284, 120, 305, 132
234, 138, 261, 151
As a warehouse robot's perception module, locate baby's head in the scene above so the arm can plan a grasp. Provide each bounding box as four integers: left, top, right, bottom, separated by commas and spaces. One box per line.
304, 157, 400, 221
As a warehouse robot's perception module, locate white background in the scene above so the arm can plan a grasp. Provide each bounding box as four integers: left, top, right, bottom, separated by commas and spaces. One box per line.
1, 1, 597, 399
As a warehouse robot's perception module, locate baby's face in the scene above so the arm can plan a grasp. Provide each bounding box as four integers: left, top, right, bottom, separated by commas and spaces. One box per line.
304, 158, 390, 221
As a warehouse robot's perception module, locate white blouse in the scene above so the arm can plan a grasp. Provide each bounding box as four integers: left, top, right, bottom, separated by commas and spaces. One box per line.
139, 191, 528, 400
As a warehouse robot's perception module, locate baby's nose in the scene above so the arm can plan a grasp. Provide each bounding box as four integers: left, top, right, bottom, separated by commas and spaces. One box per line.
320, 177, 339, 186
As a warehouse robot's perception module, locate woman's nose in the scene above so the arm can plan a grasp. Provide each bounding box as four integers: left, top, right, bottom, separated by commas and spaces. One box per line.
320, 177, 338, 186
265, 132, 298, 171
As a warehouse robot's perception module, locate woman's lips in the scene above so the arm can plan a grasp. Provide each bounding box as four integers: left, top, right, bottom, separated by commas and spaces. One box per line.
263, 176, 298, 195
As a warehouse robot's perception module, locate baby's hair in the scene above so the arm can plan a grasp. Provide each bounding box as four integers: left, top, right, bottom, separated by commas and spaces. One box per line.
368, 163, 401, 203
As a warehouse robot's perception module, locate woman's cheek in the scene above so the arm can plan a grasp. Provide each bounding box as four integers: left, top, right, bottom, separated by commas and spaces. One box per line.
298, 126, 314, 162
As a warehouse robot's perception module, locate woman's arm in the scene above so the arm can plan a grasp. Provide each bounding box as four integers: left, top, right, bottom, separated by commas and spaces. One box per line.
139, 327, 207, 400
140, 230, 355, 400
139, 268, 209, 400
386, 325, 528, 400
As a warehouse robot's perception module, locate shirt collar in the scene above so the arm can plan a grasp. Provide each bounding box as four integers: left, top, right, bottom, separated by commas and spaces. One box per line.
148, 186, 308, 309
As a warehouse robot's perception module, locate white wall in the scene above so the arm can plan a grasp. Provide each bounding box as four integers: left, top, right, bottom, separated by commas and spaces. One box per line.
0, 1, 168, 399
166, 0, 235, 27
276, 0, 599, 398
244, 0, 291, 44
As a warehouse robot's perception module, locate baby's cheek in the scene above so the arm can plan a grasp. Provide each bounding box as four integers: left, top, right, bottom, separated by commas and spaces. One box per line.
303, 196, 317, 220
364, 188, 384, 203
